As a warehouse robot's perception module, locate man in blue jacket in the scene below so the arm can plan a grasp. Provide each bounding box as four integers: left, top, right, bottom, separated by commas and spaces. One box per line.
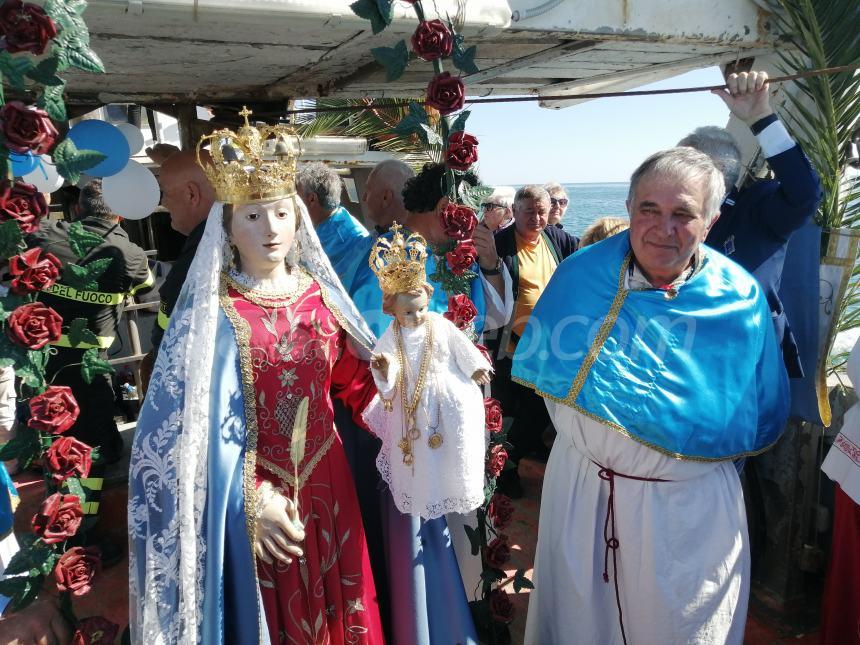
680, 69, 823, 378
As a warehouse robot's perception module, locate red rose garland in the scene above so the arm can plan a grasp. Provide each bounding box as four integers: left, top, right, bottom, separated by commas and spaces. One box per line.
72, 617, 120, 645
45, 436, 93, 483
7, 302, 63, 349
54, 546, 101, 596
31, 493, 84, 544
28, 386, 80, 434
445, 131, 479, 171
445, 239, 478, 276
9, 247, 62, 294
0, 1, 58, 56
0, 102, 58, 155
411, 19, 452, 61
425, 72, 466, 115
0, 180, 49, 233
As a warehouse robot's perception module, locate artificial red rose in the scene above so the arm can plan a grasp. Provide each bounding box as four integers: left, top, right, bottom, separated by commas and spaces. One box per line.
439, 203, 477, 241
443, 293, 478, 331
72, 617, 120, 645
54, 546, 101, 596
0, 180, 49, 233
411, 20, 453, 61
31, 493, 83, 544
0, 101, 58, 155
28, 386, 80, 435
483, 535, 511, 568
445, 131, 479, 171
7, 301, 62, 349
488, 493, 515, 530
445, 239, 478, 276
46, 436, 93, 483
9, 247, 61, 294
0, 1, 58, 56
486, 443, 508, 477
484, 397, 503, 434
489, 588, 516, 624
425, 72, 465, 116
475, 343, 493, 365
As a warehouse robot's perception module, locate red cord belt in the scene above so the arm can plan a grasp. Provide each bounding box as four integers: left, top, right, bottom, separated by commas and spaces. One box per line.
591, 460, 673, 645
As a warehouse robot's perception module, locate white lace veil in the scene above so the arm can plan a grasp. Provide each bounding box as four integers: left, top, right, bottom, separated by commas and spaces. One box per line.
128, 198, 375, 644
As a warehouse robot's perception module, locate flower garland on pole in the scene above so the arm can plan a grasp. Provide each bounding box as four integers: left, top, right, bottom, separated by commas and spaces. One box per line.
0, 0, 120, 640
351, 1, 533, 639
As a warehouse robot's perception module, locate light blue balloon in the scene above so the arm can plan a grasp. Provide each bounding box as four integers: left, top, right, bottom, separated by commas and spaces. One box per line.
67, 120, 130, 177
10, 151, 38, 177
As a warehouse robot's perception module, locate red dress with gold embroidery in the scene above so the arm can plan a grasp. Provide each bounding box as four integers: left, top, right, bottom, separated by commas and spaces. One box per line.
221, 271, 384, 645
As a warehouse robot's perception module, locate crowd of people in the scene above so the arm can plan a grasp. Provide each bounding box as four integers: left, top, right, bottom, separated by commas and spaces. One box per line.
2, 68, 851, 645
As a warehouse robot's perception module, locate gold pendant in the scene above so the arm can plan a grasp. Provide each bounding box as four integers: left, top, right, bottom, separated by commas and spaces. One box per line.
403, 452, 414, 466
409, 427, 421, 441
382, 398, 393, 412
397, 437, 410, 455
428, 432, 443, 449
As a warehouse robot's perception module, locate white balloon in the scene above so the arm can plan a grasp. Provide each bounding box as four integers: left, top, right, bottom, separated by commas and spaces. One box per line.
115, 122, 146, 155
21, 155, 64, 193
102, 160, 159, 220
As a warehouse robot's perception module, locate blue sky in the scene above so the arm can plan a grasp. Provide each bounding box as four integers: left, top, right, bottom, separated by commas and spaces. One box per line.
466, 66, 731, 185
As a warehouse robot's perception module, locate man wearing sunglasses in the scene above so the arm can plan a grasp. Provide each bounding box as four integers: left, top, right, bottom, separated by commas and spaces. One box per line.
544, 182, 570, 228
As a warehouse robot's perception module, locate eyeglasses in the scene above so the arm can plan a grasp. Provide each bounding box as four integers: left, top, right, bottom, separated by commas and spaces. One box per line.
550, 197, 569, 207
481, 202, 505, 211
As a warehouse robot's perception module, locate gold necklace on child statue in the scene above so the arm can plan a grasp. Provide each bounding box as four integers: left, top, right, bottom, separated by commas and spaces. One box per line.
393, 318, 437, 466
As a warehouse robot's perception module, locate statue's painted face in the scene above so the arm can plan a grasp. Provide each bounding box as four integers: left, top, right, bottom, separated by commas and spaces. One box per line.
230, 197, 297, 277
391, 289, 430, 328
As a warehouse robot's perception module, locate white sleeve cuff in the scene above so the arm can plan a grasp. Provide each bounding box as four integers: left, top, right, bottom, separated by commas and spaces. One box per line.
756, 120, 795, 158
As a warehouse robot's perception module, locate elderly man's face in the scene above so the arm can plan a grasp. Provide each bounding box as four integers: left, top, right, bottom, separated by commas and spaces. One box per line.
513, 197, 549, 240
547, 190, 568, 225
158, 173, 195, 235
627, 172, 713, 284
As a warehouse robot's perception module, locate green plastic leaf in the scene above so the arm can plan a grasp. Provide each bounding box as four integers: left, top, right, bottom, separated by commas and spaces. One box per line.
0, 51, 35, 88
448, 110, 471, 134
0, 326, 28, 367
452, 44, 479, 75
67, 46, 105, 74
375, 0, 394, 25
418, 123, 443, 146
459, 184, 494, 210
392, 114, 425, 137
81, 347, 115, 384
0, 425, 39, 463
371, 40, 409, 82
68, 317, 100, 348
350, 0, 388, 34
16, 354, 46, 391
61, 257, 112, 290
3, 537, 56, 576
463, 523, 480, 556
68, 220, 104, 258
53, 138, 106, 184
451, 33, 479, 75
26, 55, 64, 86
0, 574, 43, 612
36, 81, 67, 122
512, 568, 535, 592
0, 219, 24, 259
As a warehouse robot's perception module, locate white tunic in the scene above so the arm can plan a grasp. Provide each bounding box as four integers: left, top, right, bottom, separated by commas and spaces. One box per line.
364, 312, 490, 519
525, 401, 750, 645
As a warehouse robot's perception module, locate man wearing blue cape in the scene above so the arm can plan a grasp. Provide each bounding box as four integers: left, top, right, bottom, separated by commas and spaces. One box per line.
514, 147, 789, 645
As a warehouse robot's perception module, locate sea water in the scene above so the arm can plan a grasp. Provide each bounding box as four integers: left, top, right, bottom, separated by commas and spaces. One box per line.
556, 183, 629, 236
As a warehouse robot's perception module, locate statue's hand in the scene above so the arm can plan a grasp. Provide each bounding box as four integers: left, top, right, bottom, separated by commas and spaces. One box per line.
254, 488, 305, 565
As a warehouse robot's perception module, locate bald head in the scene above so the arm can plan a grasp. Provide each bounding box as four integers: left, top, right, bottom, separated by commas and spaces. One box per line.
362, 159, 415, 229
158, 149, 216, 235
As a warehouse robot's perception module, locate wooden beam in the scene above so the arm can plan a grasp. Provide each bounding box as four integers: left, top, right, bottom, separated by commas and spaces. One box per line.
463, 39, 601, 85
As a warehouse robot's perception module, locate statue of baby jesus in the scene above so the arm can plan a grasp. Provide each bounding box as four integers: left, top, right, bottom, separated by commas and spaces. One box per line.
363, 225, 491, 519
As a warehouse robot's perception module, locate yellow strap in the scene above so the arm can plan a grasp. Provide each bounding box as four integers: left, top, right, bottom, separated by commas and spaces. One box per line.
128, 269, 155, 296
45, 283, 123, 306
81, 501, 100, 515
52, 334, 115, 349
157, 302, 170, 330
78, 477, 103, 515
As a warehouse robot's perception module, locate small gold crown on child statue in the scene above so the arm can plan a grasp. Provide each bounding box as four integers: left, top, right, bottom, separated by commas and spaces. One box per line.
370, 223, 429, 295
197, 106, 301, 205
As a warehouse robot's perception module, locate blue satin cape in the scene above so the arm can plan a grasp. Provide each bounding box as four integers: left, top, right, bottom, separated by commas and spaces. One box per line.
512, 231, 789, 461
316, 206, 370, 291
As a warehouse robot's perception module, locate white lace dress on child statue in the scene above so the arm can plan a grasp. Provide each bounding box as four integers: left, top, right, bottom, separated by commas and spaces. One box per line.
364, 311, 490, 519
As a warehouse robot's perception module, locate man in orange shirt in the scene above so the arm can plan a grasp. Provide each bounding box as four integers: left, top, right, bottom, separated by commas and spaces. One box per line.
490, 185, 579, 497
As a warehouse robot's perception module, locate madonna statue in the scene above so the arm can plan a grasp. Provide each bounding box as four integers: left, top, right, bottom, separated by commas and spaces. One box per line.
129, 114, 385, 644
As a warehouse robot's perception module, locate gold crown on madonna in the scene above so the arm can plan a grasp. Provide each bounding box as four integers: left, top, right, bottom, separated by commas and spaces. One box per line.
370, 223, 428, 295
197, 106, 301, 205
